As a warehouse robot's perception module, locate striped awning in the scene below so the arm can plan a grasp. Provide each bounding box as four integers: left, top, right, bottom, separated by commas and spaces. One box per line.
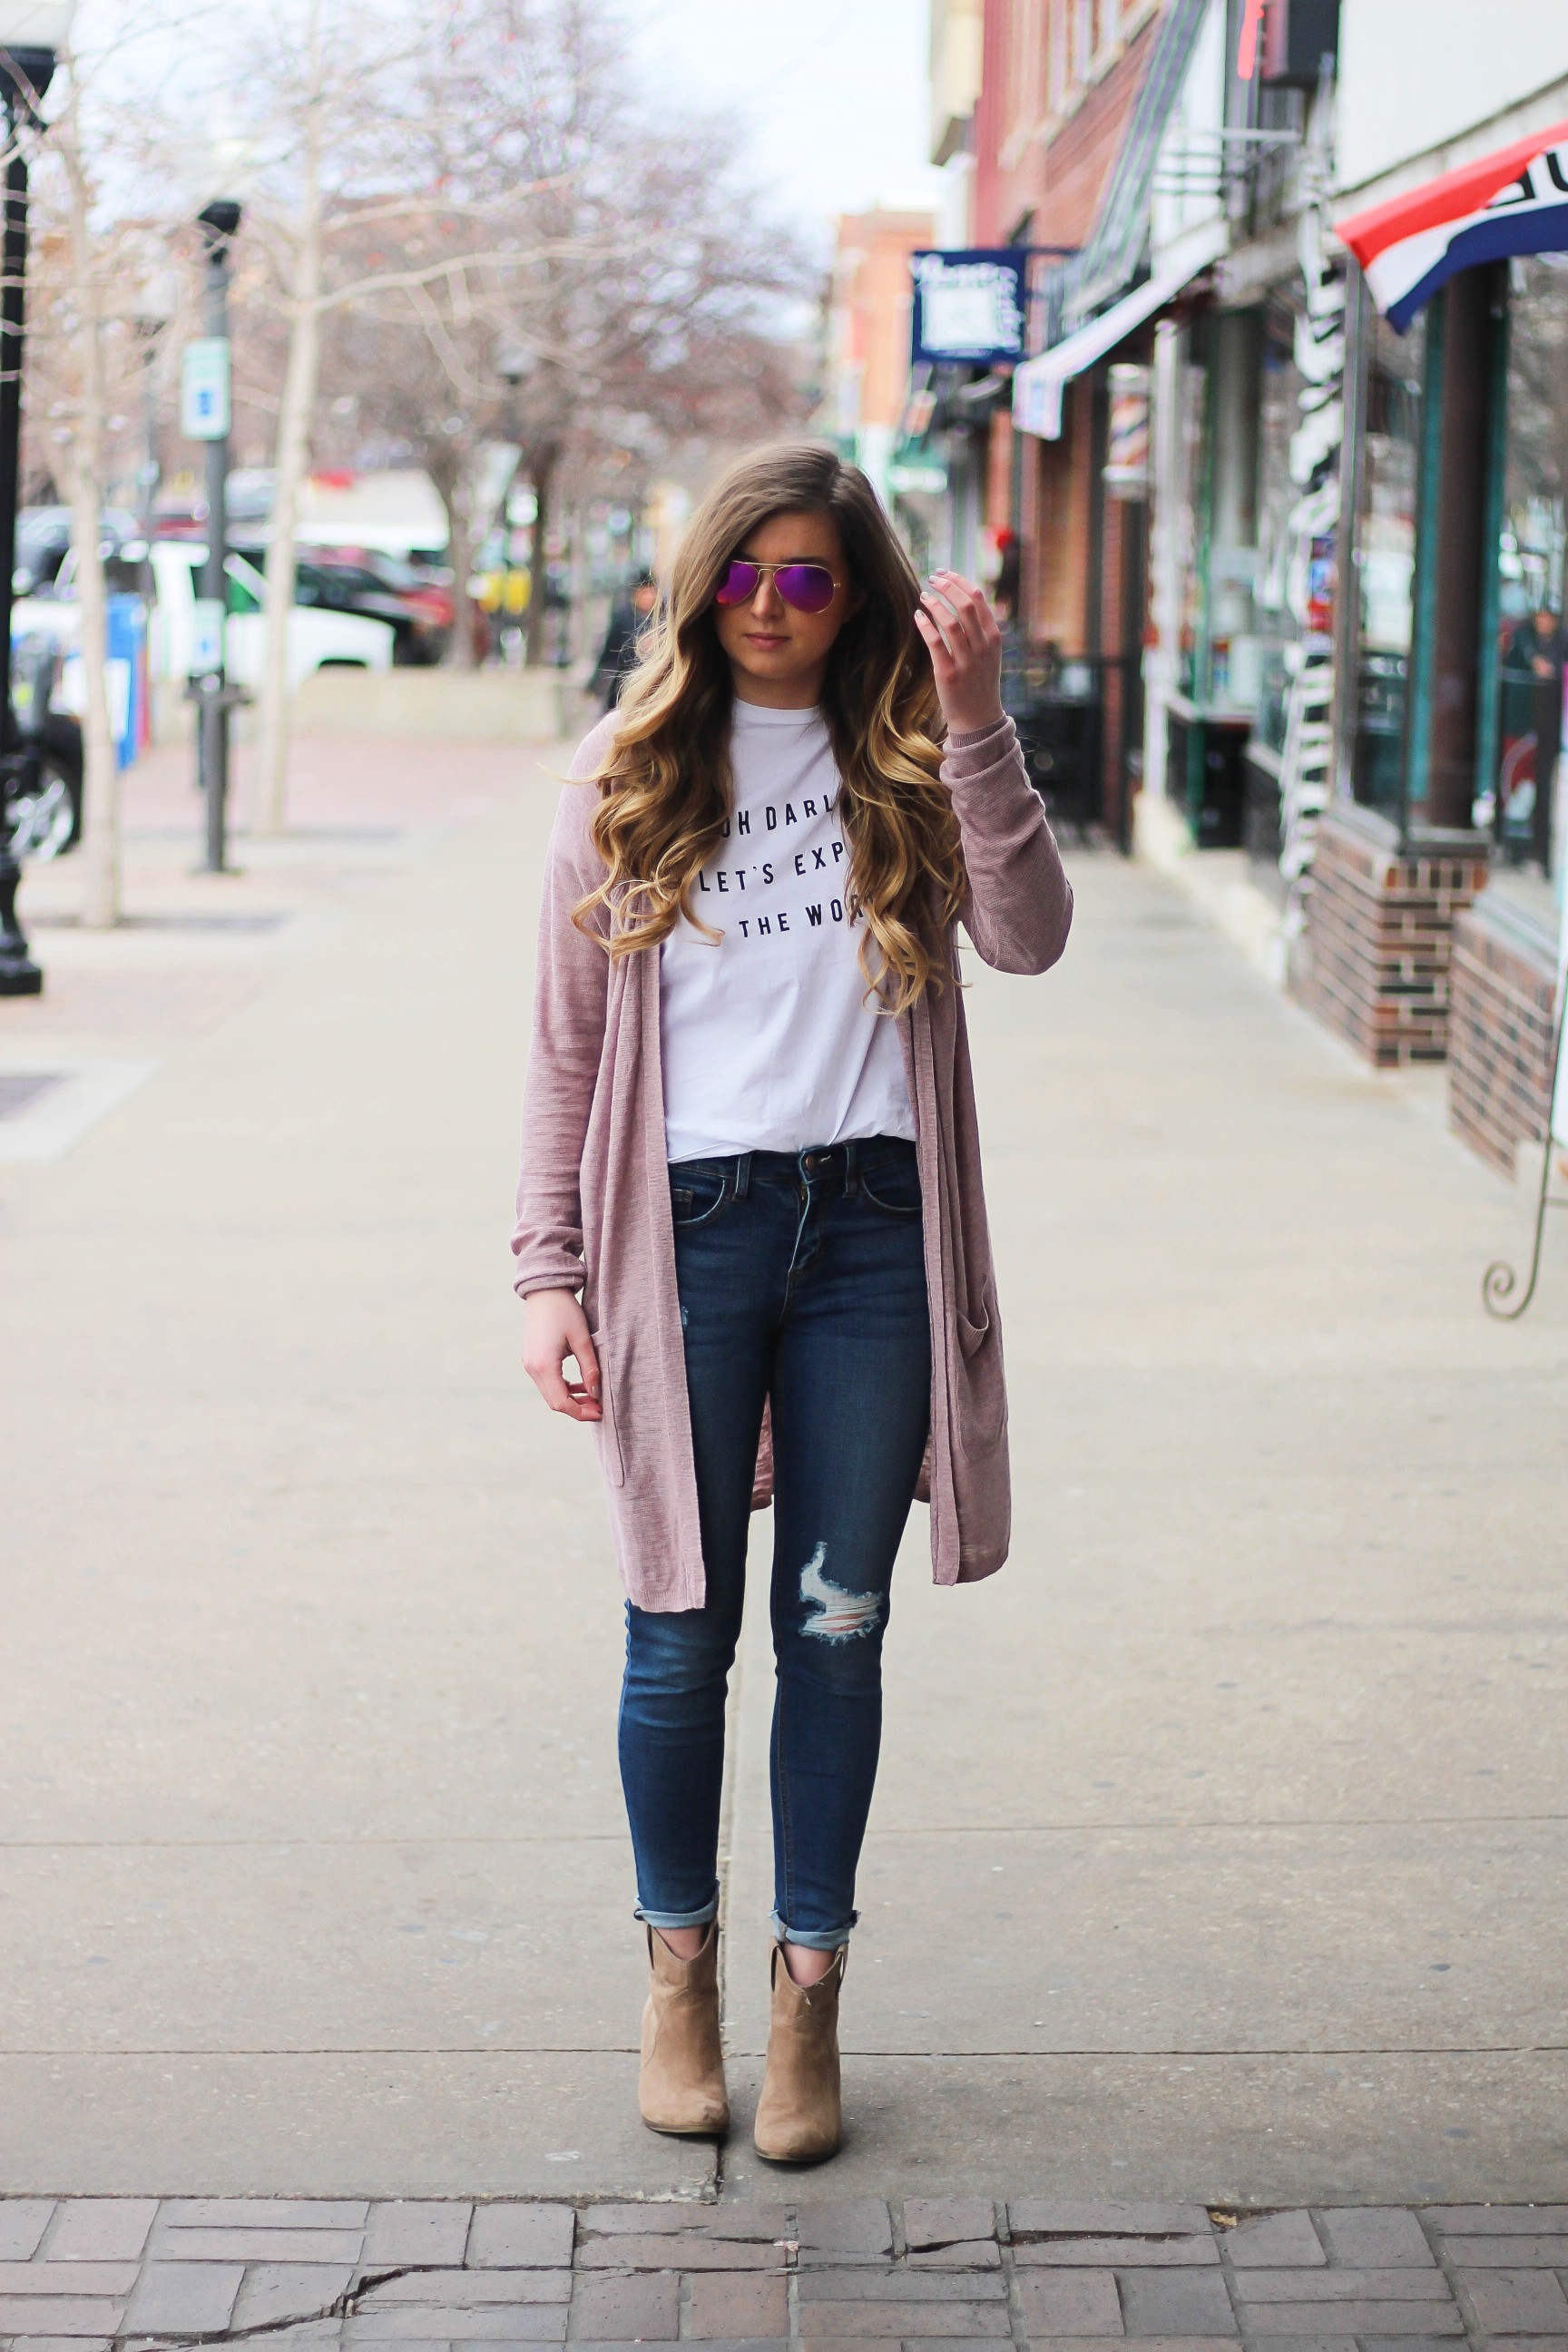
1337, 120, 1568, 331
1013, 219, 1226, 441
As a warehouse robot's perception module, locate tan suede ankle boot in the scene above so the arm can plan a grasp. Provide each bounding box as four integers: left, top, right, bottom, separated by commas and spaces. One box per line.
752, 1941, 846, 2162
638, 1924, 730, 2136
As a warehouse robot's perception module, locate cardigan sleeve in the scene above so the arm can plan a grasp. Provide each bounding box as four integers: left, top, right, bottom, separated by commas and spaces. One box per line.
510, 720, 620, 1300
942, 714, 1073, 975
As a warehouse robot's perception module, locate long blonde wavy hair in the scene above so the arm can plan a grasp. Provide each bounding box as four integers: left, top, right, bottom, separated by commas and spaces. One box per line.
573, 443, 965, 1013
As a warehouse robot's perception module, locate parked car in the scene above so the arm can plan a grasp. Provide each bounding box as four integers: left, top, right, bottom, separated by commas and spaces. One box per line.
147, 542, 395, 688
237, 543, 451, 665
4, 633, 83, 860
339, 547, 455, 652
14, 505, 145, 597
4, 544, 392, 857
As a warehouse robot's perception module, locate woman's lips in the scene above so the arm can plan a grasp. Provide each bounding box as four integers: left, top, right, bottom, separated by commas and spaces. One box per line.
746, 632, 788, 648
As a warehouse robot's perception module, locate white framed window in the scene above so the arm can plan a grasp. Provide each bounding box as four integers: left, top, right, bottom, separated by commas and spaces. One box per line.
1048, 0, 1069, 105
1073, 0, 1093, 83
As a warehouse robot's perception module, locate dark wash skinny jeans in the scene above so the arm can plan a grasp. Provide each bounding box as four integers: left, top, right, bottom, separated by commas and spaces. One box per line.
617, 1137, 931, 1950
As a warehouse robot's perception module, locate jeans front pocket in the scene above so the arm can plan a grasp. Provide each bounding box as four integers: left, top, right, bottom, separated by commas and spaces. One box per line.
858, 1150, 922, 1219
669, 1163, 735, 1230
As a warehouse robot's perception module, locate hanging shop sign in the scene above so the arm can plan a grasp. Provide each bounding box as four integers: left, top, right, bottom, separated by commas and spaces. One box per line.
1337, 120, 1568, 332
909, 250, 1027, 368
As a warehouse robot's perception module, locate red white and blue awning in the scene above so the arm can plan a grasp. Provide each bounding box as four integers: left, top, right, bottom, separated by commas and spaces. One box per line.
1337, 120, 1568, 331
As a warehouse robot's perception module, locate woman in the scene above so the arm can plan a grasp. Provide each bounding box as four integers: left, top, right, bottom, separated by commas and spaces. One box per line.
513, 443, 1071, 2163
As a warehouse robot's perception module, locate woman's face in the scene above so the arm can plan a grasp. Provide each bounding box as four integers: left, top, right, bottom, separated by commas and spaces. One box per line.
710, 506, 856, 708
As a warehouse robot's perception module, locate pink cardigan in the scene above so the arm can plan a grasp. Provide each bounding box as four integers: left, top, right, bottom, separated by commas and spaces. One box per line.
512, 710, 1072, 1611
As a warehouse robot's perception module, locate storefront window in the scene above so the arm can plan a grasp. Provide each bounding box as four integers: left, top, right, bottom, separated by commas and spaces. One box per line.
1202, 309, 1261, 717
1487, 253, 1568, 877
1181, 297, 1322, 747
1352, 309, 1425, 817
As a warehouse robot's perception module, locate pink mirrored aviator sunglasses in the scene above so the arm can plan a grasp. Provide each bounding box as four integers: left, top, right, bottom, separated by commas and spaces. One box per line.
714, 558, 839, 615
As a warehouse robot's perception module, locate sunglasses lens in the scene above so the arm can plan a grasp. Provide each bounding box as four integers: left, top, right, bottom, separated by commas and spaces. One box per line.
776, 564, 836, 613
715, 560, 760, 606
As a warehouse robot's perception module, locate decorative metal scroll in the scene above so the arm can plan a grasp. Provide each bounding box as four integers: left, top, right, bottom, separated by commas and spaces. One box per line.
1279, 203, 1345, 943
1482, 1003, 1568, 1318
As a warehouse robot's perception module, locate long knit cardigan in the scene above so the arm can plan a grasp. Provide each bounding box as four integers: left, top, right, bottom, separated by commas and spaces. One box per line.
511, 709, 1073, 1611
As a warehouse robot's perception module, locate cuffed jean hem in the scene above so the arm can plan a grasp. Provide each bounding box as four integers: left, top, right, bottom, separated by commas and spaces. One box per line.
770, 1908, 858, 1951
634, 1893, 720, 1932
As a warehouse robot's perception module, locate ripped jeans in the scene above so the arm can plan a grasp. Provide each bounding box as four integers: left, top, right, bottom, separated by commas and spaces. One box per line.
618, 1138, 931, 1951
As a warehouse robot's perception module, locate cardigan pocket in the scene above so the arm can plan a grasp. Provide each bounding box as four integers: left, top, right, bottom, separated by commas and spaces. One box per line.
590, 1326, 626, 1487
956, 1290, 990, 1356
954, 1278, 1006, 1455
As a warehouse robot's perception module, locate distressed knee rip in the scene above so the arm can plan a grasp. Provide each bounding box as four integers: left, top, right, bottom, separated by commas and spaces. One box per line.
799, 1543, 881, 1642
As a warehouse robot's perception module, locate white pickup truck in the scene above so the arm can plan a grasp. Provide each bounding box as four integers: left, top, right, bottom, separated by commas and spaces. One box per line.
5, 544, 396, 861
13, 542, 395, 693
148, 542, 394, 686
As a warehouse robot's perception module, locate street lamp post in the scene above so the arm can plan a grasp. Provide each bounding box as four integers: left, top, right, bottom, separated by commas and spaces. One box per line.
0, 3, 73, 995
184, 197, 240, 873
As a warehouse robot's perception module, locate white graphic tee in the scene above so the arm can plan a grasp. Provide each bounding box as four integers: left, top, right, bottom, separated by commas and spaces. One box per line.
659, 700, 916, 1162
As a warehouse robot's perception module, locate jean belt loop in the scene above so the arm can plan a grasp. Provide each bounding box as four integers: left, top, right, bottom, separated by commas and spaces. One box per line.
734, 1151, 751, 1202
845, 1137, 859, 1197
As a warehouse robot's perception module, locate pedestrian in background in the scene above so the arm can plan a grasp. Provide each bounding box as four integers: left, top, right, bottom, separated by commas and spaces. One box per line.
513, 443, 1072, 2163
589, 570, 659, 710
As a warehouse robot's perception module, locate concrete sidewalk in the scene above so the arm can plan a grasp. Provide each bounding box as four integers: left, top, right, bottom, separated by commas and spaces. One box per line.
0, 744, 1562, 2202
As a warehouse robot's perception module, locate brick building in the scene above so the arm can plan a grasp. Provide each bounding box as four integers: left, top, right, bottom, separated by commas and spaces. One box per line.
825, 211, 935, 511
924, 0, 1566, 1185
919, 2, 1232, 841
1299, 1, 1568, 1182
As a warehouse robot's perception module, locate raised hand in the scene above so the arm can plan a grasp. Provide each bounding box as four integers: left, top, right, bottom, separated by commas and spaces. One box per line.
913, 571, 1005, 737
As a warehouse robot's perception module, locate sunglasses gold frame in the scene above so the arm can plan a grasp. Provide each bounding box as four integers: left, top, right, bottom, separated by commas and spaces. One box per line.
713, 559, 843, 609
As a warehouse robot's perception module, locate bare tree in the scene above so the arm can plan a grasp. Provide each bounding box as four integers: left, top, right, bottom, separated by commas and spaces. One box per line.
224, 0, 430, 835
327, 279, 506, 669
51, 73, 119, 926
18, 16, 191, 928
341, 0, 813, 663
220, 0, 600, 823
172, 0, 807, 813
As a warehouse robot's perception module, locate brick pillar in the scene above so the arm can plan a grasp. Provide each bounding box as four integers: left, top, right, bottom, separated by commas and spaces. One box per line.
1448, 891, 1560, 1174
1294, 802, 1490, 1065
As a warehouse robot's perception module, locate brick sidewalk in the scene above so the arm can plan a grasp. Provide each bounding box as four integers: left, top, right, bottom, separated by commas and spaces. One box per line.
1, 2196, 1563, 2350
